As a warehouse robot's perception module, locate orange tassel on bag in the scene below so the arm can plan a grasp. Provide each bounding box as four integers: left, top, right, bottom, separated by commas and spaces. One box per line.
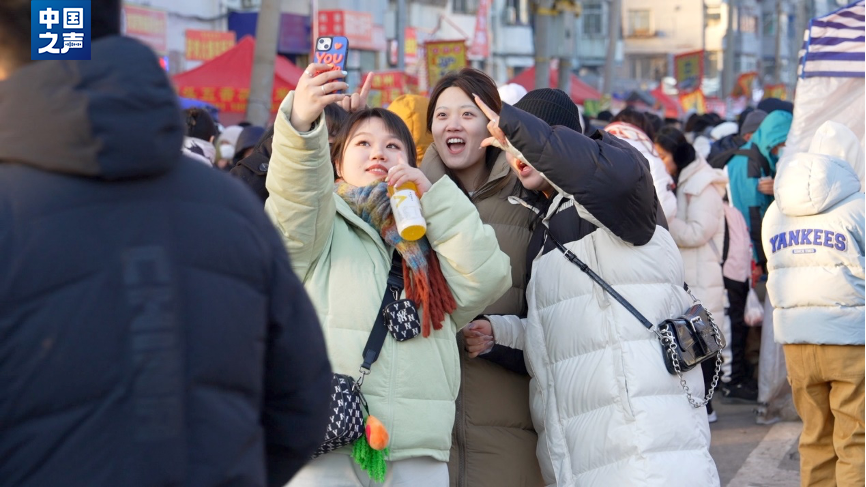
365, 415, 389, 450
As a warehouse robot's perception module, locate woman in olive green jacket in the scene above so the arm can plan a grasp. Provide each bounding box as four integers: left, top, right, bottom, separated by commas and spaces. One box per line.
265, 64, 511, 486
422, 68, 544, 487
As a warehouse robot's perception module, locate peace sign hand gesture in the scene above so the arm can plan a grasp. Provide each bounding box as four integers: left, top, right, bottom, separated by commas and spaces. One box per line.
473, 94, 508, 149
339, 72, 374, 114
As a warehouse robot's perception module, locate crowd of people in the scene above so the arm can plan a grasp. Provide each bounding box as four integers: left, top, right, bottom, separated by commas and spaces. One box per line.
1, 1, 863, 486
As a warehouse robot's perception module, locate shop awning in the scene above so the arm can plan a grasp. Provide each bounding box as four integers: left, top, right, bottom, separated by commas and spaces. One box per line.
650, 86, 683, 119
172, 36, 304, 114
508, 67, 602, 105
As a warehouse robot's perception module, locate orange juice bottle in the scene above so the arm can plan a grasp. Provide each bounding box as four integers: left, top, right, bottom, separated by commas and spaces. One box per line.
387, 182, 426, 241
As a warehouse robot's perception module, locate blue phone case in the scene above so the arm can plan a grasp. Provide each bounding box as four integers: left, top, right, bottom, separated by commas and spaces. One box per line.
314, 36, 348, 93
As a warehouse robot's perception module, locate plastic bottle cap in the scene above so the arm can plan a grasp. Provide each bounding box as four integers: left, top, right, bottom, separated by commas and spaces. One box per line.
400, 224, 426, 241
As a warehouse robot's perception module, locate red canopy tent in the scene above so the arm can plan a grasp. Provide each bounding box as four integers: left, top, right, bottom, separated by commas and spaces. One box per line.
509, 67, 602, 105
173, 36, 304, 121
650, 86, 683, 119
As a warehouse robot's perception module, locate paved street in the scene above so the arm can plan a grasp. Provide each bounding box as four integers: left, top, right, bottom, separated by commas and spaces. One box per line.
710, 400, 802, 487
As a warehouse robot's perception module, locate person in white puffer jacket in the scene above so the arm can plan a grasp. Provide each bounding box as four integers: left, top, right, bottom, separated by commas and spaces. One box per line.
655, 126, 729, 422
605, 108, 678, 220
763, 120, 865, 487
464, 92, 719, 487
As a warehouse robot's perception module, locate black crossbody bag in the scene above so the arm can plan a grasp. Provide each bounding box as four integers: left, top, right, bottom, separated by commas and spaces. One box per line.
313, 253, 422, 457
545, 231, 726, 408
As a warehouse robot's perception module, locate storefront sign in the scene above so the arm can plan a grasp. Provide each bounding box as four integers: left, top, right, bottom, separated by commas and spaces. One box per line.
122, 4, 167, 55
317, 10, 384, 51
674, 50, 704, 94
369, 70, 418, 105
278, 13, 310, 54
185, 30, 235, 61
425, 40, 467, 88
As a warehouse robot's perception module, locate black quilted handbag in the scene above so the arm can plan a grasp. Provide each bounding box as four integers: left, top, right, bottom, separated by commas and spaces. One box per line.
312, 253, 408, 458
546, 230, 726, 409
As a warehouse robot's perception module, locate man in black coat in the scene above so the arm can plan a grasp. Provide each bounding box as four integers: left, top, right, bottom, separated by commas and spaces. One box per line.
0, 2, 332, 486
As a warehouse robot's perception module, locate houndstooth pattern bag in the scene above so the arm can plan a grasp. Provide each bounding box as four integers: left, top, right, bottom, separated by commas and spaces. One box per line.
312, 374, 367, 458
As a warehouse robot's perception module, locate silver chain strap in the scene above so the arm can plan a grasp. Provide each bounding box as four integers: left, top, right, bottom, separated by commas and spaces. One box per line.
658, 286, 726, 409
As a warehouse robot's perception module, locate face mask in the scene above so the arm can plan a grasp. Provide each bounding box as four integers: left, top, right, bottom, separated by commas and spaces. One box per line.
219, 144, 235, 160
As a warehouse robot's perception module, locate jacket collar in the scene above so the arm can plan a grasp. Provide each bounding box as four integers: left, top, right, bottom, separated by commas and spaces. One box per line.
333, 194, 391, 257
421, 143, 512, 201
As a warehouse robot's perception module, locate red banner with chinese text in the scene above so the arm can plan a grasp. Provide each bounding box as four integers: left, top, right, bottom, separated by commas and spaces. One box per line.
317, 10, 385, 51
175, 86, 291, 114
185, 30, 236, 61
467, 0, 491, 59
368, 71, 419, 106
123, 5, 167, 55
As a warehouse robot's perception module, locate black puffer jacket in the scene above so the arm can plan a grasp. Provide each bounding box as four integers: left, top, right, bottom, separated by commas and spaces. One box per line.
495, 103, 665, 275
231, 127, 274, 202
0, 37, 331, 487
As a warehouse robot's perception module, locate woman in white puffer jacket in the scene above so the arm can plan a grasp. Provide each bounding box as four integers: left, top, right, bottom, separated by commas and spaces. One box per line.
655, 125, 728, 421
464, 93, 719, 487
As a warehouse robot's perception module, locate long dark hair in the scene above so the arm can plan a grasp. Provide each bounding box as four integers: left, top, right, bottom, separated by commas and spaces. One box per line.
426, 67, 503, 194
329, 108, 417, 180
655, 126, 696, 182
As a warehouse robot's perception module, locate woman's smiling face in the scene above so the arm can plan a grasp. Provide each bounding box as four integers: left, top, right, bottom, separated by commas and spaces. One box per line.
430, 87, 490, 173
337, 117, 407, 186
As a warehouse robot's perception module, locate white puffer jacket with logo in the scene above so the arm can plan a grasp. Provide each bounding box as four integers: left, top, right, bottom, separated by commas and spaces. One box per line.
763, 124, 865, 345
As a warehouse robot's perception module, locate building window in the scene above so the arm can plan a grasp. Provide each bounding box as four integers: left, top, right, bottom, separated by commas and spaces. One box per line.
705, 51, 721, 78
627, 9, 652, 37
763, 14, 775, 36
504, 0, 530, 25
452, 0, 478, 15
705, 6, 722, 28
740, 15, 757, 34
583, 1, 605, 36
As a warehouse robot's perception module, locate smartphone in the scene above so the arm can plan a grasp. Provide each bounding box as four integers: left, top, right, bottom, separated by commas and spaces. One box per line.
314, 36, 349, 93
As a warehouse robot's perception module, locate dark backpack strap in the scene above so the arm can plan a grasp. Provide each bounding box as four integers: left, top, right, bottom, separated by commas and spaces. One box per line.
545, 230, 656, 330
360, 252, 405, 371
708, 147, 741, 169
736, 146, 772, 178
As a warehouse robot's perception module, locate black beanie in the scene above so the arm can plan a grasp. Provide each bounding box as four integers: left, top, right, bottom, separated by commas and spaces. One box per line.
514, 88, 582, 133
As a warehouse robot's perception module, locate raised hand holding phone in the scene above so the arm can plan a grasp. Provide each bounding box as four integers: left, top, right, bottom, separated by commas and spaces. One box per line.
289, 63, 348, 132
313, 36, 348, 91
